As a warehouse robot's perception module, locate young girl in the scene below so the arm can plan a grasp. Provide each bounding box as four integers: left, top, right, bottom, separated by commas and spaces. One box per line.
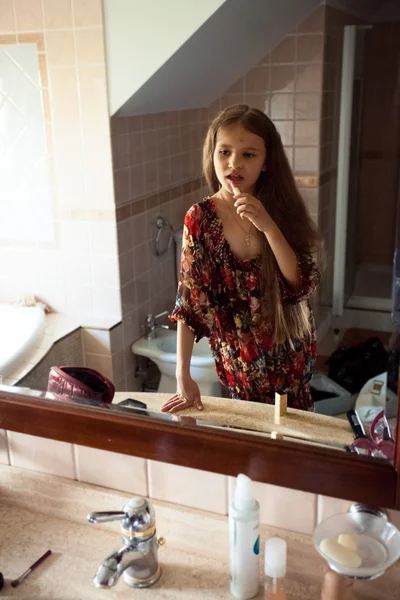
161, 105, 322, 414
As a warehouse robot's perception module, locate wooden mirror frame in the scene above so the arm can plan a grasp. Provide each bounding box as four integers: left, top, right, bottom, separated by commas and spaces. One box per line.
1, 387, 399, 509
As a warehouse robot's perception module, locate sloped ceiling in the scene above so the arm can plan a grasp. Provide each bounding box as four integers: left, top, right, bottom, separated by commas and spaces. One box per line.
108, 0, 399, 117
112, 0, 321, 116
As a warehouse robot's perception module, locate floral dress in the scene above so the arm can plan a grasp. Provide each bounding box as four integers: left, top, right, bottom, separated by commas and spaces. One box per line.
170, 198, 321, 410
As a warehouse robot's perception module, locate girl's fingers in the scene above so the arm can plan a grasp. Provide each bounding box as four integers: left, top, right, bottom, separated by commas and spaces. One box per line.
194, 395, 203, 411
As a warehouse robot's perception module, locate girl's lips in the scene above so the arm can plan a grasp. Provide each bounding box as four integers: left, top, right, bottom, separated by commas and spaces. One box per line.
227, 175, 243, 182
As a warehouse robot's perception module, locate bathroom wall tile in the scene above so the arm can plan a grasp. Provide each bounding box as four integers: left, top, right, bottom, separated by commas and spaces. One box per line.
297, 34, 324, 63
74, 445, 148, 495
72, 0, 103, 27
75, 27, 104, 65
0, 430, 9, 465
8, 432, 75, 478
271, 36, 296, 64
295, 93, 322, 119
274, 120, 294, 146
300, 187, 319, 214
85, 352, 113, 380
296, 64, 323, 92
82, 328, 111, 355
245, 93, 269, 115
270, 65, 295, 92
295, 120, 320, 146
42, 0, 73, 29
270, 93, 294, 120
294, 147, 319, 173
0, 0, 16, 32
92, 286, 121, 320
245, 66, 269, 94
14, 0, 43, 31
317, 495, 353, 524
148, 461, 228, 514
91, 254, 120, 289
229, 478, 317, 534
45, 30, 75, 66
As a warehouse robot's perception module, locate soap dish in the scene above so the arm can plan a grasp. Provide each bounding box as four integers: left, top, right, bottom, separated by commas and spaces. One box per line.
313, 512, 400, 579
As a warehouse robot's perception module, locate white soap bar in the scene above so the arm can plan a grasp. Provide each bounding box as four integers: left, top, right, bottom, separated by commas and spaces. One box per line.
338, 533, 358, 551
320, 538, 362, 568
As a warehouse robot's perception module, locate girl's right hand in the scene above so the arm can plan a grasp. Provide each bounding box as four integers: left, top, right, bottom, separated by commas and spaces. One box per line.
160, 375, 203, 413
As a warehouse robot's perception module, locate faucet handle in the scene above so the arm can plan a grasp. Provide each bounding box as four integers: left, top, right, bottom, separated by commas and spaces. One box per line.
88, 511, 127, 524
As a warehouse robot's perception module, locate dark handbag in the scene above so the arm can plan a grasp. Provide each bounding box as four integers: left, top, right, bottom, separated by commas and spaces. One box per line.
325, 337, 388, 394
47, 366, 115, 403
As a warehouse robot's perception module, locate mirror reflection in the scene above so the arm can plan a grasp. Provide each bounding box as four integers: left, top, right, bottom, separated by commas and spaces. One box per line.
0, 1, 399, 461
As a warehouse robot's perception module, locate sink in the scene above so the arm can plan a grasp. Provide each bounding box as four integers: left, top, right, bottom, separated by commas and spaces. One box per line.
131, 329, 221, 396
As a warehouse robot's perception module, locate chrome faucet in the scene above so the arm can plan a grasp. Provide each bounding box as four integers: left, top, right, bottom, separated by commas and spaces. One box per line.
88, 497, 165, 589
145, 310, 170, 340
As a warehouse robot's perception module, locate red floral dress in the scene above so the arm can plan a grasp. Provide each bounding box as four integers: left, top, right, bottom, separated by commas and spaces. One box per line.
170, 198, 320, 410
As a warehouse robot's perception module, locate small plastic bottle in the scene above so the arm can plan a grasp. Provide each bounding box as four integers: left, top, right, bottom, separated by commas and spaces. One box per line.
229, 474, 260, 599
264, 537, 287, 600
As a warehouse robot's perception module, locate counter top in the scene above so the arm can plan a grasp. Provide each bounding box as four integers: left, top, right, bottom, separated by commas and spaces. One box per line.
1, 466, 399, 599
113, 391, 354, 448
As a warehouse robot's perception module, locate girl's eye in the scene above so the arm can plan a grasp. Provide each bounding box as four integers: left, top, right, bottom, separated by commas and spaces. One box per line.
244, 153, 255, 158
219, 150, 230, 156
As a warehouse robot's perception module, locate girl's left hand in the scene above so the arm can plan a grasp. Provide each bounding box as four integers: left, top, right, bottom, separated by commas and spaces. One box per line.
231, 185, 274, 234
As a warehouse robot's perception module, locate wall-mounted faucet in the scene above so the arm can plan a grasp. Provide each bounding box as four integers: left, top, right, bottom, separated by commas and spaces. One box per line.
145, 310, 170, 340
88, 497, 165, 589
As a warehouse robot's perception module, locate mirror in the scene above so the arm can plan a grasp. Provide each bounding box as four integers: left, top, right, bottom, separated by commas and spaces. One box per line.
1, 2, 399, 477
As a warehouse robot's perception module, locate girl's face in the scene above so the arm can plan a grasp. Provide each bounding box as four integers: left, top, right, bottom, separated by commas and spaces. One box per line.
213, 123, 266, 196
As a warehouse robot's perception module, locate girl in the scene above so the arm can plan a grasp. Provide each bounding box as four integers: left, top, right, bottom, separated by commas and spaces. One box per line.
161, 105, 322, 413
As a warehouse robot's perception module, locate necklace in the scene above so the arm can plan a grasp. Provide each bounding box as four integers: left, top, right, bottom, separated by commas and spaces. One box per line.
221, 194, 253, 246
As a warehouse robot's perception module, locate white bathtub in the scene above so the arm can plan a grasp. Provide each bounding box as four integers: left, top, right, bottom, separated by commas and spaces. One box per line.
0, 304, 45, 378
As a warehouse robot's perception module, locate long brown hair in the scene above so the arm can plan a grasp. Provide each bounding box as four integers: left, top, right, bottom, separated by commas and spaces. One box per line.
203, 104, 323, 345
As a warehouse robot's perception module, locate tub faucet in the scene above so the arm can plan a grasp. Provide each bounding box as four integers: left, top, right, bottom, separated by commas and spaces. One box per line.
88, 497, 165, 589
145, 310, 170, 340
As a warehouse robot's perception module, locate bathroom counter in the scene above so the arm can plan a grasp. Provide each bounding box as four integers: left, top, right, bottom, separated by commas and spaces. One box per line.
113, 391, 354, 448
1, 466, 399, 599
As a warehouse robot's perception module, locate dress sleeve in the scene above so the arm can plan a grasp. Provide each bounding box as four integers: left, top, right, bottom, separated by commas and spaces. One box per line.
169, 204, 212, 342
277, 252, 321, 304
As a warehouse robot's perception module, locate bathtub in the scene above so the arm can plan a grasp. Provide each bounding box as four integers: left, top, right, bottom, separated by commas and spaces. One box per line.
0, 304, 45, 378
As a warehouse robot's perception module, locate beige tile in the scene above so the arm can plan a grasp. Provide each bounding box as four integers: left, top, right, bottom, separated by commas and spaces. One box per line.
91, 255, 120, 288
0, 0, 16, 32
85, 352, 113, 380
74, 445, 147, 495
45, 30, 75, 66
300, 187, 319, 214
16, 30, 44, 50
270, 93, 294, 119
0, 430, 9, 465
271, 65, 295, 92
75, 27, 104, 64
148, 461, 228, 514
295, 120, 320, 146
92, 286, 121, 320
317, 495, 353, 524
0, 32, 16, 43
296, 64, 323, 92
42, 0, 73, 28
271, 36, 296, 64
72, 0, 103, 27
228, 478, 317, 534
274, 120, 294, 146
297, 34, 324, 63
82, 328, 111, 355
119, 250, 134, 286
294, 147, 319, 173
245, 66, 269, 94
8, 432, 75, 478
14, 0, 43, 31
295, 92, 322, 119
